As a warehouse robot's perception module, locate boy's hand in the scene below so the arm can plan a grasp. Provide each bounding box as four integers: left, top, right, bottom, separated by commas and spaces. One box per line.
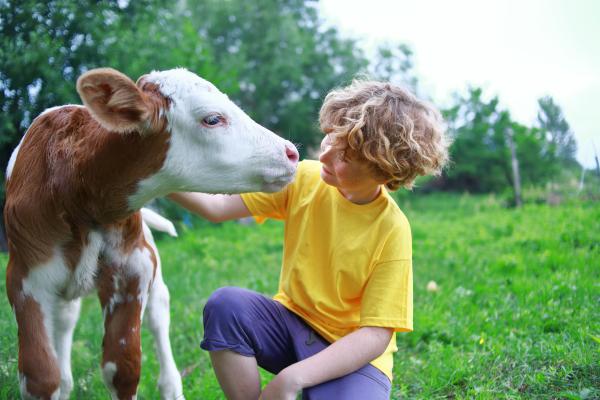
259, 326, 393, 399
259, 369, 301, 400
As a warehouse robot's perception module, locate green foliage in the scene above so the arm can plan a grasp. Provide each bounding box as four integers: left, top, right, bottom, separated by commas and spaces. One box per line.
0, 195, 598, 398
442, 88, 513, 192
537, 96, 577, 164
184, 0, 368, 156
442, 88, 565, 194
369, 43, 418, 93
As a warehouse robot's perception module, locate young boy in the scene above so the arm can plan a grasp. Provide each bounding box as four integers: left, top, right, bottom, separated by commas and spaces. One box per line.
169, 80, 449, 399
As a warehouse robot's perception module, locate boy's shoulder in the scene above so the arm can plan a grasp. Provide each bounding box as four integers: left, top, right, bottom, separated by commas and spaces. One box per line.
381, 191, 411, 231
292, 159, 322, 186
298, 159, 321, 174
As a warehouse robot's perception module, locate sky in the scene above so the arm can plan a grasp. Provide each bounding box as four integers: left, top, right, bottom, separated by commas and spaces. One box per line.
318, 0, 600, 168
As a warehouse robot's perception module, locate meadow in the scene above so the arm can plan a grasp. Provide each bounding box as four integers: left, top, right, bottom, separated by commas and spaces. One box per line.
0, 194, 598, 399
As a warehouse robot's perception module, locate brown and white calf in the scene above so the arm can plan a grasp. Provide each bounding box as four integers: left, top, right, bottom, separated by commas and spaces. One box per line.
4, 68, 299, 400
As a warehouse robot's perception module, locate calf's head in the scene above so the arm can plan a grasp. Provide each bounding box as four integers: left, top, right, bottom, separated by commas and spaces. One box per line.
77, 68, 298, 208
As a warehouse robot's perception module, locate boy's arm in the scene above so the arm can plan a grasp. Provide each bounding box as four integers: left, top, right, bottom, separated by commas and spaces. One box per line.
259, 326, 393, 400
167, 192, 252, 223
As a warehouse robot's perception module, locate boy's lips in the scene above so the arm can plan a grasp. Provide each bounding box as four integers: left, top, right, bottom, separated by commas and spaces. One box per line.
321, 166, 333, 176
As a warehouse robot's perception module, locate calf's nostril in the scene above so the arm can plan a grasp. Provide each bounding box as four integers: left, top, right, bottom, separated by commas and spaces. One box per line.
285, 144, 299, 166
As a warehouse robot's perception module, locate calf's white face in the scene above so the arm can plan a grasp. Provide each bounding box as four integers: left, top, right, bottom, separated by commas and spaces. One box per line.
76, 68, 298, 209
135, 69, 298, 203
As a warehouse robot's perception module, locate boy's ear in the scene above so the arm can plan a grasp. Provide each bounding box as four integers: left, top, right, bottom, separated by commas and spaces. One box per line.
76, 68, 150, 134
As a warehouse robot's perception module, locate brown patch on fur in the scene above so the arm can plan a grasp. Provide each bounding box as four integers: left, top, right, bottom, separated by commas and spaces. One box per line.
113, 212, 145, 255
62, 222, 90, 271
137, 79, 172, 134
6, 253, 25, 308
98, 268, 143, 399
144, 239, 158, 283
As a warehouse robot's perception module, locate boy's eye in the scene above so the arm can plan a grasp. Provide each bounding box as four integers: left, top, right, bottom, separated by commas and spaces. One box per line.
202, 114, 225, 127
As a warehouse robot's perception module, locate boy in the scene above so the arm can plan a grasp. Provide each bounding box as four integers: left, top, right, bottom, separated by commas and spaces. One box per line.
169, 80, 449, 399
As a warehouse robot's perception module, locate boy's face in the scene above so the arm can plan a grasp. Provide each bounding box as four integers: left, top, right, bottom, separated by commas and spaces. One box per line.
318, 134, 384, 195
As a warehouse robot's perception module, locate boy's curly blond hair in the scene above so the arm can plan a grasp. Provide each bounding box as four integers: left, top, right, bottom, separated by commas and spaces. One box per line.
319, 80, 450, 190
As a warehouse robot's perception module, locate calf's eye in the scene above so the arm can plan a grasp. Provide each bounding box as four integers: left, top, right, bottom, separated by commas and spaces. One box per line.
202, 114, 225, 127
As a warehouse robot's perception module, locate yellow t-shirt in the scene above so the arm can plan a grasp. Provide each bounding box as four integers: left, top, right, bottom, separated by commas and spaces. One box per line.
240, 160, 413, 380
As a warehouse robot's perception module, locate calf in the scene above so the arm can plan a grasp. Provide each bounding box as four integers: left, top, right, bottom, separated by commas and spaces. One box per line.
4, 68, 299, 400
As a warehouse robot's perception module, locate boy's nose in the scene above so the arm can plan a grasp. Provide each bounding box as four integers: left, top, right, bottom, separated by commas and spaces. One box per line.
318, 147, 332, 164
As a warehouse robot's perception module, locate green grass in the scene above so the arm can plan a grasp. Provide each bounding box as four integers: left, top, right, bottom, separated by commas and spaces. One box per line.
1, 194, 598, 399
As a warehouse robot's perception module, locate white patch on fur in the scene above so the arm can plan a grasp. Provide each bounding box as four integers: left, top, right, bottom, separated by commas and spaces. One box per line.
104, 282, 124, 320
64, 231, 103, 299
21, 249, 70, 352
102, 361, 139, 399
18, 373, 29, 399
54, 298, 80, 400
19, 231, 100, 342
101, 362, 119, 400
127, 68, 296, 209
127, 246, 153, 312
39, 104, 85, 117
100, 229, 125, 320
6, 132, 27, 180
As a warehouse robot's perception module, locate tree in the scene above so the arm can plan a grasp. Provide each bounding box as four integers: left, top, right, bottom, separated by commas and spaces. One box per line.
442, 88, 512, 192
369, 43, 418, 93
442, 88, 558, 195
183, 0, 369, 156
511, 122, 557, 184
537, 96, 577, 165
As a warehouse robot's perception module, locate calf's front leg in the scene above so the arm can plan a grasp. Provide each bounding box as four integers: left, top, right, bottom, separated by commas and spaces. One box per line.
98, 267, 147, 400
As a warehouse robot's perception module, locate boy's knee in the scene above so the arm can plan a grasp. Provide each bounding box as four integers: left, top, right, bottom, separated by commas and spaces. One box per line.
201, 287, 261, 355
204, 286, 248, 318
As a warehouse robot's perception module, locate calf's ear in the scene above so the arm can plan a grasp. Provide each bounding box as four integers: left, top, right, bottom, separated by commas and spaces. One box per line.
77, 68, 150, 133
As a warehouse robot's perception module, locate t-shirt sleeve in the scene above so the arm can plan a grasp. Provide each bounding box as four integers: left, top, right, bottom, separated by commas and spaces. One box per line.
360, 259, 413, 332
240, 186, 290, 224
360, 220, 413, 332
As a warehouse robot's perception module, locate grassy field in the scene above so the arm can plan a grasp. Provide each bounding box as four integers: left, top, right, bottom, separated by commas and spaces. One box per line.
0, 194, 598, 399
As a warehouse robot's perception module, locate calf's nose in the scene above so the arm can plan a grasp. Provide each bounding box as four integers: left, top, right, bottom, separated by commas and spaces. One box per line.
285, 142, 299, 167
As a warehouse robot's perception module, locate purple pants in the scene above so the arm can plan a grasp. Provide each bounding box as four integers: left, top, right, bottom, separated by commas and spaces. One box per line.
200, 287, 391, 400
